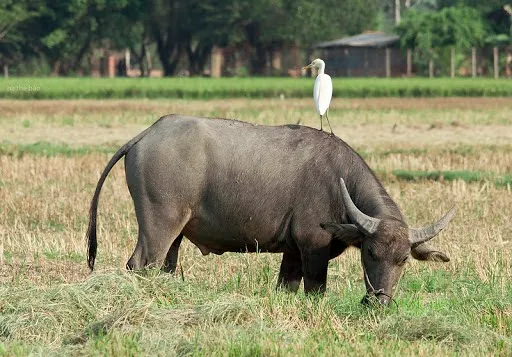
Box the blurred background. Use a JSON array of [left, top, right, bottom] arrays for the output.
[[0, 0, 511, 79]]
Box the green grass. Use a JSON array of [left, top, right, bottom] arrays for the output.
[[0, 263, 510, 356], [393, 169, 512, 187], [0, 141, 118, 158], [1, 77, 512, 99], [1, 98, 511, 356]]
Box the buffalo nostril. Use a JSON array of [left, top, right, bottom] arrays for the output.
[[361, 294, 391, 306], [378, 295, 390, 305], [126, 260, 134, 270]]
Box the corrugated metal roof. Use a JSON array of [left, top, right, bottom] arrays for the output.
[[315, 32, 399, 49]]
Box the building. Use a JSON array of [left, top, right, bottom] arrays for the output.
[[315, 32, 408, 77]]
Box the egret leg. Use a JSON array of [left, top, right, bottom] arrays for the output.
[[319, 115, 323, 131], [325, 110, 334, 135]]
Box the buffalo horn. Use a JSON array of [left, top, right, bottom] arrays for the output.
[[409, 206, 456, 247], [339, 178, 381, 235]]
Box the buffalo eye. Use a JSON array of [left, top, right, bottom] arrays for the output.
[[367, 248, 378, 260], [397, 256, 409, 266]]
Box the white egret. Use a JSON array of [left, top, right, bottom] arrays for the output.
[[303, 58, 333, 134]]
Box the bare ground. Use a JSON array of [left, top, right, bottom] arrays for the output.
[[2, 98, 512, 150]]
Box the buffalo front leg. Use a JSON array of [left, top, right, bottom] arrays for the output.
[[301, 245, 330, 295], [162, 234, 183, 273], [277, 251, 303, 293]]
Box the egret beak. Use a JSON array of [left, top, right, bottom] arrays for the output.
[[302, 63, 313, 70]]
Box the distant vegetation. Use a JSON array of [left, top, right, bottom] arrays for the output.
[[1, 1, 510, 77], [2, 77, 512, 99], [392, 169, 512, 187]]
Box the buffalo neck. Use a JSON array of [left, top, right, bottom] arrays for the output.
[[336, 149, 406, 225]]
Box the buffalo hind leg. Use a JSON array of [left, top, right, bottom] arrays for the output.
[[162, 234, 183, 273], [277, 251, 303, 292], [301, 245, 330, 295], [126, 204, 191, 270]]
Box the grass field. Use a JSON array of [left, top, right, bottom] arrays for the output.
[[2, 77, 512, 99], [1, 98, 511, 355]]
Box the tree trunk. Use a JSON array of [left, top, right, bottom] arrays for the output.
[[187, 41, 213, 76], [250, 44, 267, 75], [71, 35, 92, 74], [245, 22, 267, 75], [154, 35, 182, 76], [131, 37, 154, 77], [151, 17, 182, 77]]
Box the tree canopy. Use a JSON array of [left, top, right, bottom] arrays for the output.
[[0, 0, 510, 76]]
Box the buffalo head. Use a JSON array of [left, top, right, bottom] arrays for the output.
[[321, 178, 455, 306]]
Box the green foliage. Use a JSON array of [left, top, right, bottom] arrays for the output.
[[0, 0, 382, 76], [0, 0, 40, 66], [396, 5, 493, 76], [396, 6, 486, 52]]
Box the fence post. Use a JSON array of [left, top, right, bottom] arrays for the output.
[[493, 47, 499, 79], [125, 49, 131, 73], [3, 64, 8, 78], [429, 58, 434, 78], [385, 48, 391, 77], [471, 47, 477, 78], [450, 47, 455, 78], [407, 49, 412, 76], [211, 47, 223, 78]]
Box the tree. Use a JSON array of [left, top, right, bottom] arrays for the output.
[[0, 1, 40, 72], [180, 0, 240, 76], [396, 6, 486, 75], [145, 0, 188, 76], [232, 0, 380, 75], [18, 0, 137, 75], [104, 1, 153, 76]]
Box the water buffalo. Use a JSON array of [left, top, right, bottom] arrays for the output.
[[86, 115, 455, 305]]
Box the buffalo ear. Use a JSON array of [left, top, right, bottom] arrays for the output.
[[411, 243, 450, 262], [320, 223, 364, 246]]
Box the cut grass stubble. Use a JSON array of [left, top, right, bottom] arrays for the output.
[[0, 98, 511, 355]]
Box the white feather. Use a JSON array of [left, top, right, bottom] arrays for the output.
[[313, 73, 332, 116]]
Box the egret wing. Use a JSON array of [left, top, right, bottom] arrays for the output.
[[313, 74, 332, 116]]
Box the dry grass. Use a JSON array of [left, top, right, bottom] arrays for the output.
[[2, 99, 512, 151], [0, 99, 511, 355]]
